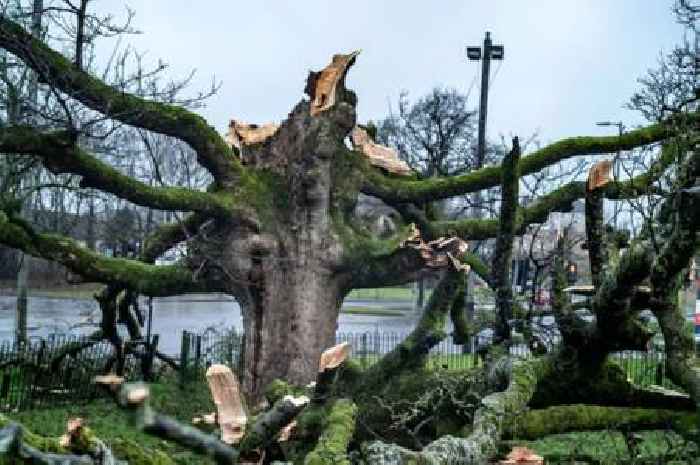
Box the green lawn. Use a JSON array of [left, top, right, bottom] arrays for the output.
[[340, 306, 409, 316], [5, 370, 697, 464], [0, 282, 102, 300], [515, 430, 696, 464], [7, 374, 216, 465], [346, 286, 417, 302]]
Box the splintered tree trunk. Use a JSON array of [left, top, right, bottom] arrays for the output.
[[220, 92, 355, 401]]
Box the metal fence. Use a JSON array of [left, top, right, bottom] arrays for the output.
[[0, 335, 137, 412], [182, 328, 673, 389], [179, 327, 245, 385], [0, 327, 675, 412]]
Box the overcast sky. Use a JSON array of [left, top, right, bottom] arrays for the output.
[[95, 1, 683, 147]]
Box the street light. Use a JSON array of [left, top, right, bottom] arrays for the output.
[[466, 32, 505, 168]]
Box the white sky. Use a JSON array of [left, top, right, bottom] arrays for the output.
[[94, 1, 683, 146]]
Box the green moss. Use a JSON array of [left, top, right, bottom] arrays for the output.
[[361, 116, 689, 204], [0, 414, 67, 454], [304, 399, 357, 465], [111, 439, 175, 465], [263, 379, 309, 406], [0, 214, 199, 297], [504, 405, 699, 440]]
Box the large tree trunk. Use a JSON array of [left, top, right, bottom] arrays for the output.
[[239, 266, 345, 401]]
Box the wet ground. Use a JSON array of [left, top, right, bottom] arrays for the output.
[[0, 294, 419, 355]]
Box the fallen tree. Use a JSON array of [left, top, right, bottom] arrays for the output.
[[0, 2, 699, 463]]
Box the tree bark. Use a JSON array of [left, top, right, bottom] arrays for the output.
[[238, 268, 345, 402]]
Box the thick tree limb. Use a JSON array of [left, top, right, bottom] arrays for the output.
[[493, 138, 520, 343], [361, 357, 549, 465], [142, 212, 211, 263], [428, 145, 676, 242], [648, 144, 700, 403], [237, 395, 309, 456], [0, 211, 205, 296], [359, 267, 465, 388], [303, 398, 357, 465], [503, 405, 698, 440], [119, 383, 240, 464], [0, 16, 241, 183], [0, 424, 96, 464], [361, 115, 696, 204], [0, 126, 248, 218]]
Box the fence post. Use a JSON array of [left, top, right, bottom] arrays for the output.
[[195, 335, 202, 375], [361, 333, 368, 369], [179, 331, 190, 388]]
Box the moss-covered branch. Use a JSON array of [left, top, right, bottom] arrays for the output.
[[141, 212, 211, 263], [0, 126, 252, 219], [237, 395, 309, 456], [493, 138, 520, 343], [118, 383, 240, 464], [0, 17, 241, 183], [359, 268, 465, 388], [361, 357, 549, 465], [362, 114, 696, 204], [304, 398, 357, 465], [429, 143, 680, 241], [502, 405, 698, 440], [0, 211, 207, 296]]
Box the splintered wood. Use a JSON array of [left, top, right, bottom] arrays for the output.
[[587, 159, 613, 190], [318, 342, 351, 372], [309, 50, 360, 116], [351, 126, 413, 176], [206, 364, 247, 444], [499, 447, 544, 465], [401, 224, 470, 272], [225, 120, 279, 151], [59, 418, 84, 448]]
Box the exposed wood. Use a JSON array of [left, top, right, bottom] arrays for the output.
[[237, 395, 309, 456], [318, 342, 351, 372], [400, 223, 470, 271], [192, 413, 217, 425], [315, 342, 351, 402], [308, 50, 360, 116], [93, 374, 124, 391], [351, 125, 413, 176], [206, 364, 247, 445], [225, 119, 279, 151], [587, 159, 613, 190], [499, 447, 544, 465], [58, 418, 85, 448], [277, 420, 296, 442]]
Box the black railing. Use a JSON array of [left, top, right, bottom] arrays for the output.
[[0, 335, 137, 412]]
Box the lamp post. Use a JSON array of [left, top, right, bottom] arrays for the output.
[[596, 121, 625, 230], [467, 32, 505, 169]]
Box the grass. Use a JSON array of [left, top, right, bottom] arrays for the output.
[[6, 368, 696, 465], [8, 374, 216, 465], [0, 281, 103, 300], [340, 306, 408, 316], [346, 286, 417, 302], [518, 430, 697, 464]]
